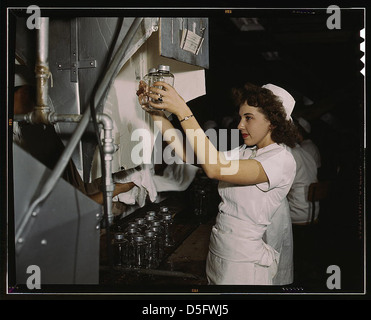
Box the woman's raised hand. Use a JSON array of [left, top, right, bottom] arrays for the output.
[[136, 80, 165, 116], [146, 82, 188, 117]]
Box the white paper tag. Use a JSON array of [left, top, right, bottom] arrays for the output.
[[180, 28, 204, 55]]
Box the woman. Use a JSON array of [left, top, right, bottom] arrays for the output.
[[138, 81, 298, 285]]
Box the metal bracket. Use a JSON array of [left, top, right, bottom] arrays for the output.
[[56, 18, 97, 82]]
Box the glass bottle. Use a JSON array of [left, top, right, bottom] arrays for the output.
[[148, 220, 164, 234], [146, 210, 158, 218], [133, 235, 148, 269], [160, 206, 169, 213], [158, 206, 169, 220], [144, 230, 158, 269], [152, 65, 175, 88], [125, 222, 137, 232], [144, 214, 157, 225], [139, 67, 157, 106], [149, 226, 165, 261], [161, 213, 175, 247], [135, 218, 148, 233], [124, 227, 140, 238], [148, 65, 174, 109], [194, 188, 207, 216], [112, 232, 129, 268], [125, 227, 141, 268], [144, 67, 157, 84]]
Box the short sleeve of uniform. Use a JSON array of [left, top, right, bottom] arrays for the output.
[[255, 145, 296, 192], [222, 146, 245, 160]]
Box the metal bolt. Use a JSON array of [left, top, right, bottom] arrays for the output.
[[41, 239, 47, 245], [17, 238, 24, 244], [31, 211, 37, 217]]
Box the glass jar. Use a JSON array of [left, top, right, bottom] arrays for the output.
[[149, 226, 165, 261], [144, 67, 157, 85], [135, 218, 148, 233], [144, 214, 157, 225], [146, 210, 158, 218], [194, 188, 207, 216], [161, 213, 175, 247], [133, 235, 148, 269], [144, 230, 158, 269], [125, 227, 140, 238], [125, 222, 138, 231], [158, 206, 169, 220], [152, 65, 175, 88], [149, 66, 174, 110], [112, 232, 129, 268], [139, 67, 157, 106], [125, 228, 141, 268], [148, 220, 164, 234], [159, 206, 169, 213]]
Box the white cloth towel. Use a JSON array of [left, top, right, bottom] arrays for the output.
[[112, 164, 157, 207]]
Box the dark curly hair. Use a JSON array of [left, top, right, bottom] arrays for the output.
[[231, 82, 300, 148]]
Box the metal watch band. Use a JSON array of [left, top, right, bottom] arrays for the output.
[[180, 114, 194, 122]]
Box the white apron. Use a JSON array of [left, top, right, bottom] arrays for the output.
[[206, 143, 296, 285], [206, 213, 280, 285], [264, 199, 294, 285]]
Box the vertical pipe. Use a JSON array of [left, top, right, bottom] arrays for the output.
[[35, 18, 49, 106], [34, 18, 50, 119], [97, 114, 115, 225]]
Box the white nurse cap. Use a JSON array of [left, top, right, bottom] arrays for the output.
[[262, 83, 295, 121]]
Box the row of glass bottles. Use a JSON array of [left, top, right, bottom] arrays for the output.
[[112, 206, 175, 269], [139, 65, 174, 107]]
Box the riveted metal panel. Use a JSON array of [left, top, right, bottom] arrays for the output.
[[13, 143, 102, 285]]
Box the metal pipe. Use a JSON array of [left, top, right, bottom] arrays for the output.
[[15, 112, 116, 244], [15, 17, 144, 249], [14, 17, 51, 125], [48, 112, 83, 123], [50, 112, 116, 224], [48, 112, 116, 223], [13, 113, 32, 123], [31, 17, 51, 124], [96, 114, 115, 224]]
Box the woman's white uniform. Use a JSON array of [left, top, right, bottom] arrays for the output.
[[288, 144, 319, 224], [206, 143, 296, 285], [300, 139, 321, 169]]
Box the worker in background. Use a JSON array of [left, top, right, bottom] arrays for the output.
[[296, 117, 321, 169], [287, 142, 319, 225]]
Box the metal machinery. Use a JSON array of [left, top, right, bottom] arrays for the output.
[[12, 16, 148, 285], [10, 12, 209, 286]]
